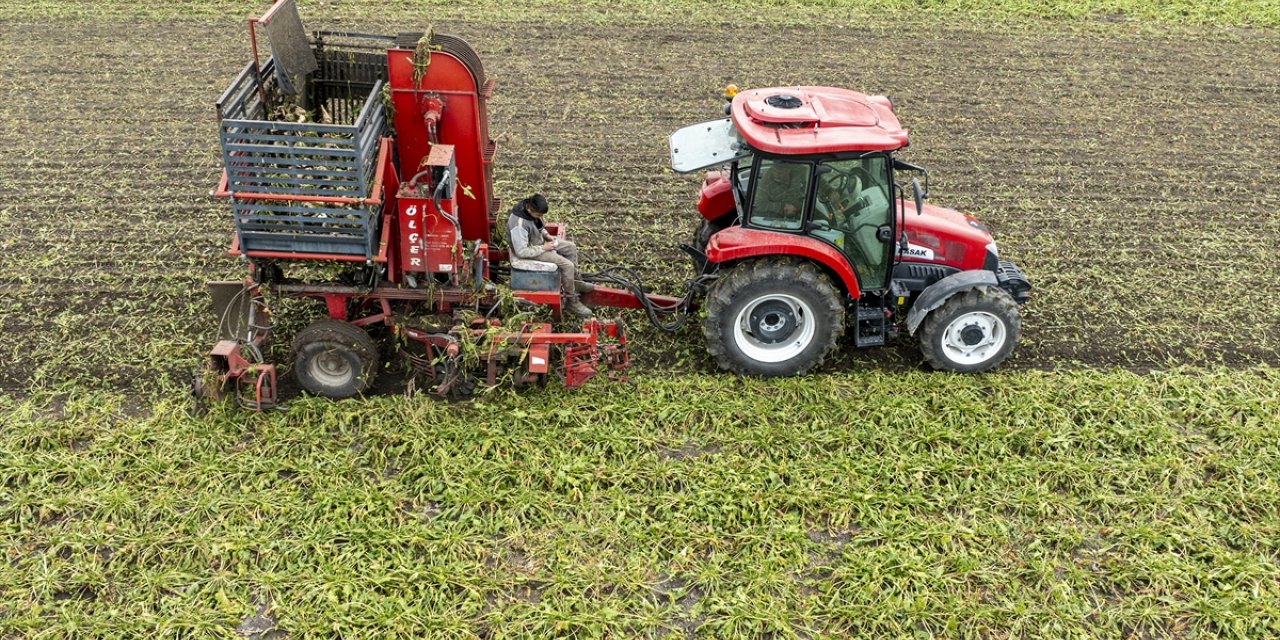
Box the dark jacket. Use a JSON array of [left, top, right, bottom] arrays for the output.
[[506, 201, 552, 259]]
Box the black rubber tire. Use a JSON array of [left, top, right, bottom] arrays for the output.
[[918, 286, 1021, 373], [692, 213, 734, 253], [693, 220, 717, 254], [703, 258, 844, 377], [291, 319, 379, 398]]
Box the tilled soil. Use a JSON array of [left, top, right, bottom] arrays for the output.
[[1, 17, 1278, 391]]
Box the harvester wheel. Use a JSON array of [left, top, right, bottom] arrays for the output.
[[291, 319, 380, 398], [703, 258, 844, 377], [918, 286, 1020, 373]]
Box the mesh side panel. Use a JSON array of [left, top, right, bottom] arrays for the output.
[[261, 0, 317, 96], [216, 34, 392, 260]]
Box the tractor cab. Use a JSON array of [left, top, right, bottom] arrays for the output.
[[672, 86, 907, 295], [671, 86, 1032, 376], [741, 153, 896, 291]]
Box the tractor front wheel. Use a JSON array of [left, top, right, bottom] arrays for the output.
[[917, 286, 1020, 373], [292, 319, 380, 398], [703, 259, 844, 377]]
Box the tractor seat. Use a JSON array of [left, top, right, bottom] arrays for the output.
[[509, 258, 557, 273], [509, 257, 560, 291]]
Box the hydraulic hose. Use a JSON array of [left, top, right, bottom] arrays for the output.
[[433, 169, 462, 246], [580, 259, 716, 333]]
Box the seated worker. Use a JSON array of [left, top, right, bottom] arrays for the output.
[[507, 193, 594, 319]]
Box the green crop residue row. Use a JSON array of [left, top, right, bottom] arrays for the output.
[[3, 368, 1278, 638]]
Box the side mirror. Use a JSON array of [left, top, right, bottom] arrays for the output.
[[876, 225, 893, 243], [893, 158, 930, 198], [892, 158, 924, 173], [912, 177, 925, 215]]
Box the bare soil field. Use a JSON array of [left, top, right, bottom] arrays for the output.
[[2, 13, 1279, 394], [2, 6, 1279, 637]]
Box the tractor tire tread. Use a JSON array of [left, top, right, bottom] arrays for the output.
[[703, 257, 844, 377], [918, 285, 1020, 373], [291, 319, 380, 397]]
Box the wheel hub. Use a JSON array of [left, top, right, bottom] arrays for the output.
[[960, 324, 986, 346], [940, 311, 1007, 366], [749, 300, 797, 344], [310, 349, 352, 385], [731, 293, 817, 364]]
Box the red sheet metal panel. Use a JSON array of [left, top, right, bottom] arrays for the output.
[[387, 40, 494, 245], [732, 87, 907, 155]]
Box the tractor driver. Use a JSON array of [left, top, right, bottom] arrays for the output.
[[815, 163, 888, 230], [507, 193, 595, 319], [814, 171, 855, 227]]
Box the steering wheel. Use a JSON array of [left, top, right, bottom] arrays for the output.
[[817, 172, 864, 223]]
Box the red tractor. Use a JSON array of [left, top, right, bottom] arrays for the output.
[[671, 87, 1030, 376], [198, 1, 1029, 409]]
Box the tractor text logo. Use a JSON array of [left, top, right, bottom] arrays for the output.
[[404, 204, 423, 268], [900, 244, 935, 260]]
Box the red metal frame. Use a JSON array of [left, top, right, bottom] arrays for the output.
[[705, 226, 862, 298], [242, 277, 633, 392], [386, 42, 495, 245], [205, 17, 674, 409], [206, 340, 278, 411]]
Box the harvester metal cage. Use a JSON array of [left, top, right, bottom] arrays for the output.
[[216, 31, 393, 261]]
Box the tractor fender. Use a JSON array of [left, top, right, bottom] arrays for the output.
[[905, 269, 999, 335], [705, 226, 862, 298]]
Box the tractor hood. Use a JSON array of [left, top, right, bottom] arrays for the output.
[[899, 201, 996, 272]]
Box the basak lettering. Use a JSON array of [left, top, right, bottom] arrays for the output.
[[900, 244, 935, 260]]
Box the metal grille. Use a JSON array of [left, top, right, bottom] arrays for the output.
[[215, 34, 391, 260], [311, 31, 392, 124], [231, 201, 379, 257], [907, 263, 950, 282], [217, 59, 280, 122]]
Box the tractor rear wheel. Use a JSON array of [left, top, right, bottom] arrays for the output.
[[918, 286, 1020, 373], [703, 259, 844, 377], [693, 220, 716, 253], [292, 319, 380, 398]]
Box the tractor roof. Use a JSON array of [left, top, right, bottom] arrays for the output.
[[731, 87, 908, 155]]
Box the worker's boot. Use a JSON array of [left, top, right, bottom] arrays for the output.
[[564, 293, 594, 319], [573, 279, 596, 294]]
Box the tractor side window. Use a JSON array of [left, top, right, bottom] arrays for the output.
[[814, 156, 893, 289], [735, 155, 754, 193], [748, 159, 810, 231]]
